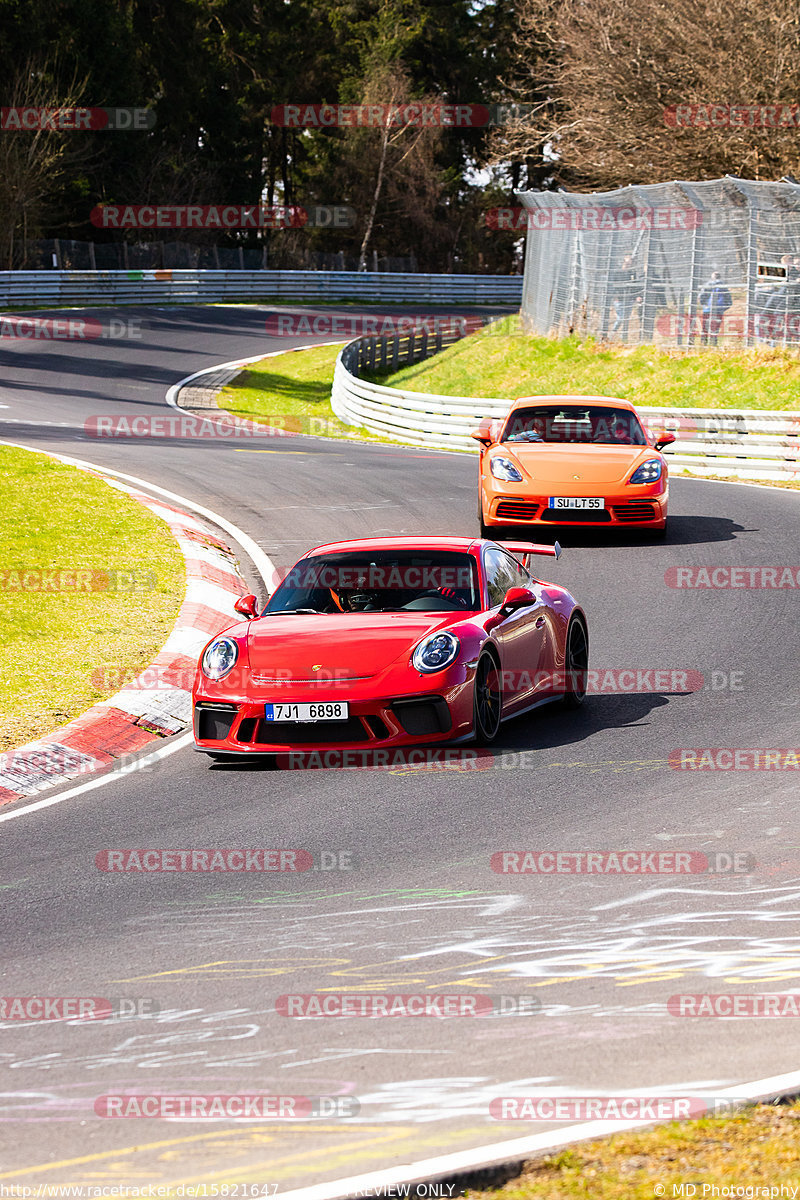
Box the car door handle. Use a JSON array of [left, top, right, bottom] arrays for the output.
[[535, 616, 546, 628]]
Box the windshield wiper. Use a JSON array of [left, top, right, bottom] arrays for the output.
[[263, 607, 320, 616]]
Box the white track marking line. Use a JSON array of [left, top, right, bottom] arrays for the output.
[[163, 341, 346, 412], [275, 1066, 800, 1200], [0, 734, 194, 824]]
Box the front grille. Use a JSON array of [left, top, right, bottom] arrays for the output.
[[251, 717, 369, 744], [541, 507, 611, 523], [237, 717, 259, 743], [364, 714, 391, 740], [496, 500, 540, 520], [610, 503, 658, 523], [194, 703, 239, 741], [391, 697, 451, 736]]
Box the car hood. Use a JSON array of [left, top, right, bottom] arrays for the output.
[[500, 443, 654, 485], [245, 612, 458, 679]]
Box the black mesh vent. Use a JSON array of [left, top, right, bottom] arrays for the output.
[[391, 697, 451, 736]]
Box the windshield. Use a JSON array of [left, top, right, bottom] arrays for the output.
[[264, 550, 481, 614], [503, 405, 647, 446]]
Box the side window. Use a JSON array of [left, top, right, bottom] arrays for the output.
[[484, 548, 529, 607], [506, 553, 531, 589]]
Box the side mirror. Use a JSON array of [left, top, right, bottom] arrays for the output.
[[234, 593, 259, 619], [653, 432, 676, 451], [471, 417, 497, 445], [501, 585, 537, 612]]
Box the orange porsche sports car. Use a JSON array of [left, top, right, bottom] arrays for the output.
[[475, 395, 676, 537]]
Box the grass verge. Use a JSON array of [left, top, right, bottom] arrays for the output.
[[218, 343, 395, 443], [379, 315, 800, 410], [465, 1101, 800, 1199], [0, 445, 186, 752]]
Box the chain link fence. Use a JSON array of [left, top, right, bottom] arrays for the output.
[[518, 176, 800, 350], [16, 239, 419, 273]]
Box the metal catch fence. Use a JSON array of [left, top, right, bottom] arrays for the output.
[[518, 176, 800, 352]]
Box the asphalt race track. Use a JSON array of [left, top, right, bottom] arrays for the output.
[[1, 305, 799, 1191]]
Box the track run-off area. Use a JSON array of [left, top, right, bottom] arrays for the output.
[[1, 304, 799, 1193]]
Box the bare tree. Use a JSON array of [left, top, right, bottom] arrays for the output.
[[489, 0, 800, 188], [334, 60, 444, 270], [0, 57, 92, 267]]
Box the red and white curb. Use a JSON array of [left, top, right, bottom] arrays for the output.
[[0, 332, 447, 809], [166, 339, 358, 440], [0, 458, 249, 807]]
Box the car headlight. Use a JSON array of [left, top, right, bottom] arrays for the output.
[[490, 455, 523, 482], [412, 632, 460, 673], [628, 459, 662, 484], [201, 637, 239, 680]]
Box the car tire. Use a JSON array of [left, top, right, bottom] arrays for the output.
[[562, 614, 589, 708], [479, 508, 507, 541], [478, 493, 491, 539], [472, 651, 503, 744]]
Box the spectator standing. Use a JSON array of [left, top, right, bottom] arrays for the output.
[[698, 270, 732, 346], [759, 254, 793, 342], [608, 254, 643, 340]]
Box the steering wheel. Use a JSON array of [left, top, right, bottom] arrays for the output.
[[430, 587, 467, 608]]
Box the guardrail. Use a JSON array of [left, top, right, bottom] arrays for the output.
[[0, 269, 523, 307], [338, 318, 487, 377], [331, 333, 800, 481]]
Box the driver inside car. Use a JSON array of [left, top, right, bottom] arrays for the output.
[[327, 574, 383, 611], [609, 417, 634, 444]]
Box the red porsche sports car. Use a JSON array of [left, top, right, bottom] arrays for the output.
[[192, 536, 588, 762]]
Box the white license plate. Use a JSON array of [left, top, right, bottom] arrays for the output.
[[264, 702, 349, 723], [548, 497, 605, 510]]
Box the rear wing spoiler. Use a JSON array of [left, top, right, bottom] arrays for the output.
[[498, 540, 562, 569]]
